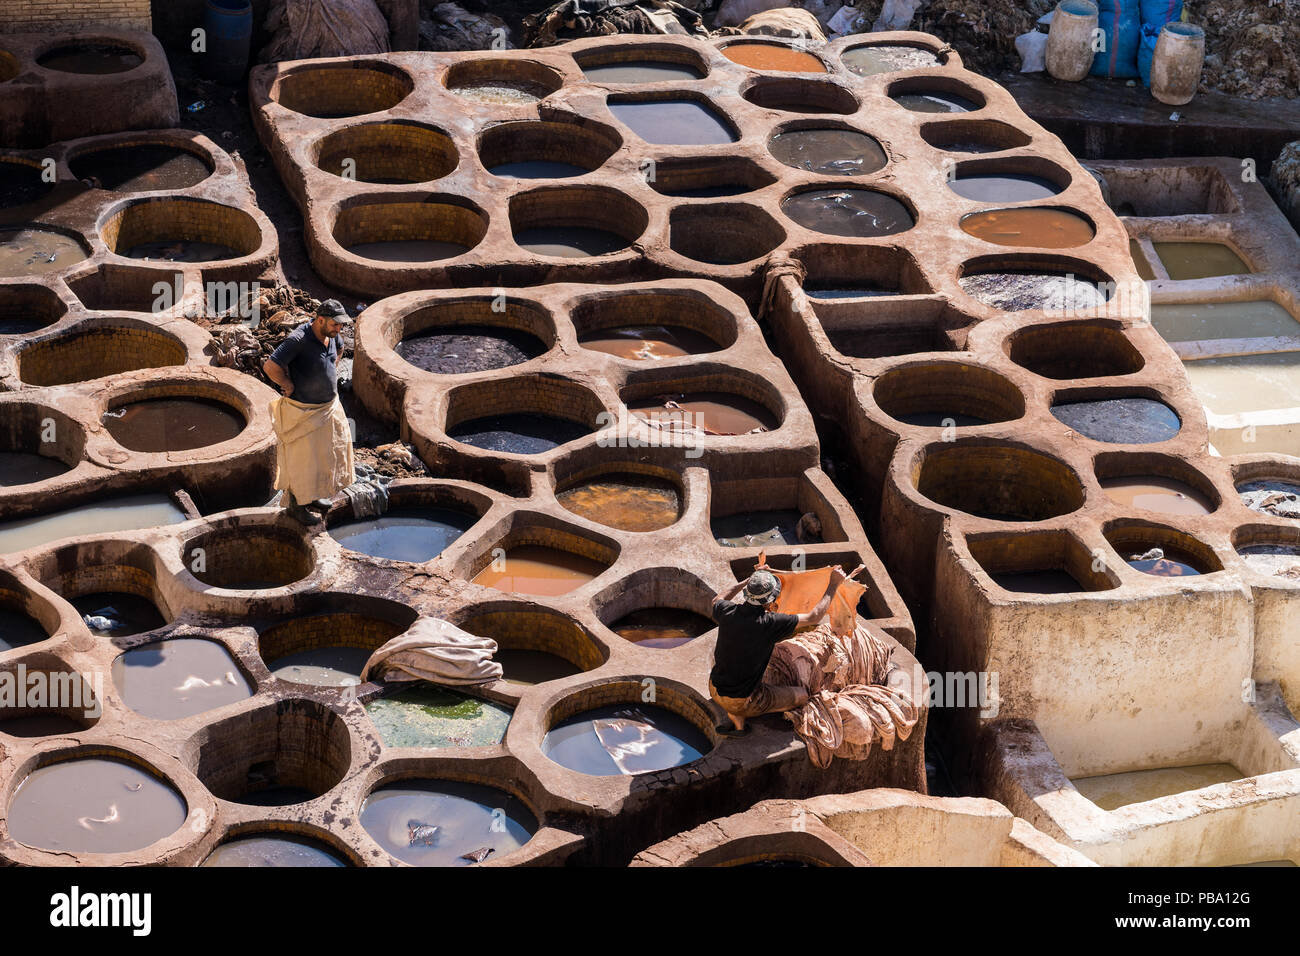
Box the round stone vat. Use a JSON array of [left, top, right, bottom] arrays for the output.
[[0, 404, 83, 487], [479, 118, 621, 179], [365, 683, 512, 749], [509, 185, 648, 258], [45, 550, 170, 637], [275, 62, 413, 117], [471, 537, 612, 597], [645, 156, 777, 197], [0, 158, 54, 208], [0, 586, 52, 653], [259, 606, 415, 688], [721, 41, 827, 73], [393, 296, 553, 375], [457, 604, 607, 685], [361, 777, 538, 865], [70, 142, 213, 192], [842, 43, 944, 76], [203, 832, 350, 867], [1233, 524, 1300, 579], [1105, 521, 1223, 578], [920, 119, 1033, 154], [0, 225, 90, 277], [1007, 321, 1145, 379], [669, 203, 785, 265], [873, 362, 1025, 429], [571, 286, 732, 359], [555, 467, 684, 532], [103, 393, 246, 453], [189, 699, 352, 806], [946, 158, 1070, 203], [0, 283, 67, 335], [576, 43, 708, 82], [443, 58, 563, 105], [182, 524, 313, 590], [102, 197, 263, 262], [542, 682, 714, 776], [334, 198, 487, 263], [113, 637, 254, 720], [961, 207, 1095, 249], [622, 375, 784, 436], [19, 321, 187, 386], [37, 42, 142, 74], [0, 654, 100, 735], [959, 260, 1112, 312], [769, 124, 888, 176], [968, 531, 1119, 595], [330, 507, 478, 563], [593, 567, 718, 650], [914, 442, 1085, 521], [7, 753, 186, 854], [888, 77, 984, 113], [782, 187, 914, 238], [315, 122, 458, 184], [445, 376, 604, 455], [1051, 395, 1181, 445], [607, 93, 738, 145], [743, 77, 858, 114]]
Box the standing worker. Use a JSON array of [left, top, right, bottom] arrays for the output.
[[708, 564, 847, 736], [263, 299, 355, 525]]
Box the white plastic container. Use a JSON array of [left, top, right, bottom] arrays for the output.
[[1151, 22, 1206, 106], [1046, 0, 1099, 83]]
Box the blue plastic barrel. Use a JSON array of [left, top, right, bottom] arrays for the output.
[[202, 0, 253, 85]]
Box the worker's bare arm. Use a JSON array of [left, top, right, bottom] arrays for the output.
[[263, 358, 294, 396]]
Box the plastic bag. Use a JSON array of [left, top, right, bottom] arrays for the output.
[[1016, 29, 1048, 73], [1090, 0, 1141, 78], [1137, 0, 1184, 86]]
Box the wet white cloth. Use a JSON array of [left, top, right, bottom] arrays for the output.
[[361, 618, 504, 686]]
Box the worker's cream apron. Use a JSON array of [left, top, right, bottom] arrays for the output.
[[269, 394, 354, 504]]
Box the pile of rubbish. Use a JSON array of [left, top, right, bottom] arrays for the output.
[[420, 2, 512, 51], [354, 442, 430, 480], [522, 0, 717, 46], [261, 0, 392, 63], [1189, 0, 1300, 100]]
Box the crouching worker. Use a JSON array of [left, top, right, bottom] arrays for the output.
[[708, 565, 846, 737], [262, 299, 355, 525]]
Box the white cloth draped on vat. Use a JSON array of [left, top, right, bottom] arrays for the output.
[[269, 394, 355, 504], [362, 617, 504, 686]]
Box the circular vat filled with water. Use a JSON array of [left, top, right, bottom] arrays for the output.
[[1233, 525, 1300, 580], [0, 404, 82, 488], [334, 198, 487, 263], [743, 77, 857, 114], [19, 321, 187, 386], [365, 683, 513, 749], [1094, 454, 1218, 517], [1007, 321, 1144, 379], [67, 586, 167, 638], [593, 567, 718, 649], [113, 637, 254, 721], [720, 40, 827, 73], [37, 42, 142, 74], [947, 159, 1069, 203], [102, 392, 246, 453], [919, 119, 1033, 154], [182, 524, 314, 590], [361, 777, 537, 865], [0, 225, 89, 278], [576, 44, 708, 83], [392, 295, 554, 374], [669, 203, 785, 265], [781, 186, 914, 238], [202, 832, 350, 867], [7, 754, 186, 854], [959, 260, 1112, 312], [191, 699, 352, 806], [445, 376, 604, 455], [70, 142, 213, 192], [315, 121, 458, 185], [543, 684, 713, 776], [510, 185, 648, 258], [0, 283, 67, 335], [470, 530, 615, 598], [960, 207, 1095, 249], [258, 600, 417, 688], [443, 57, 563, 105], [479, 118, 621, 179], [842, 43, 944, 76], [329, 500, 479, 562], [0, 158, 54, 208], [0, 655, 99, 736], [102, 197, 263, 262], [768, 124, 887, 176], [1105, 521, 1223, 579], [644, 156, 777, 198], [1051, 395, 1181, 445], [607, 92, 738, 145], [623, 377, 783, 436], [914, 441, 1085, 521], [458, 605, 606, 685], [275, 62, 413, 117], [555, 464, 684, 532], [873, 362, 1025, 429], [572, 286, 732, 360], [888, 77, 983, 113], [0, 589, 52, 654]]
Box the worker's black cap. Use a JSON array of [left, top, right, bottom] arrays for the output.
[[317, 299, 351, 323]]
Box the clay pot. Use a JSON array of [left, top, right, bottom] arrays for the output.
[[1150, 22, 1205, 106], [1045, 0, 1099, 83]]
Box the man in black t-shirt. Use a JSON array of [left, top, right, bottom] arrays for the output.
[[708, 564, 846, 736]]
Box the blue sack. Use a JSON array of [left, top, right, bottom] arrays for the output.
[[1138, 0, 1183, 86], [1091, 0, 1141, 78]]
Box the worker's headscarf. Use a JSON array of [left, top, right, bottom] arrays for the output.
[[743, 569, 781, 606]]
